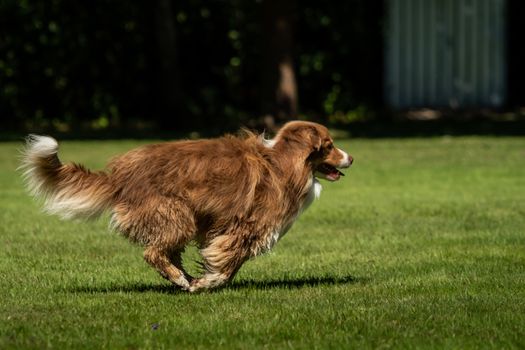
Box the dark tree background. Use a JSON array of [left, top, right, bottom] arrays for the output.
[[1, 0, 521, 135], [0, 0, 385, 133]]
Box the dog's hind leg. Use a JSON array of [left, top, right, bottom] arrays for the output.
[[167, 248, 194, 283], [144, 246, 191, 289], [121, 199, 196, 289], [188, 235, 249, 292]]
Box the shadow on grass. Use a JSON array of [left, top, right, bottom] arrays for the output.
[[229, 275, 365, 290], [68, 275, 365, 294]]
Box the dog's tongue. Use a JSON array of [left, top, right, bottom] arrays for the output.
[[327, 169, 344, 181]]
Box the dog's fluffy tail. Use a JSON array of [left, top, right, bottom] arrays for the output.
[[20, 135, 114, 220]]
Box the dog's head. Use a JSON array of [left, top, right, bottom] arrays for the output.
[[274, 121, 353, 181]]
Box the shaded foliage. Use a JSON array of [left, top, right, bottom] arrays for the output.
[[1, 0, 384, 132], [297, 1, 384, 123], [1, 0, 154, 130]]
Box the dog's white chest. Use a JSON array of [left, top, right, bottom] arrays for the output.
[[301, 177, 322, 214], [260, 177, 322, 254]]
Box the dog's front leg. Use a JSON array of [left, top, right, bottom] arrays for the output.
[[188, 235, 248, 292]]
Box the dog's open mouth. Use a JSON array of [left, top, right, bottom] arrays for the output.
[[315, 163, 345, 181]]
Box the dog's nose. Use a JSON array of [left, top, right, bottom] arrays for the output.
[[337, 148, 353, 168]]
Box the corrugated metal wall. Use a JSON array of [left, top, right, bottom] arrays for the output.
[[385, 0, 507, 108]]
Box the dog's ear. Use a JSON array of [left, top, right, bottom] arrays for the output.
[[307, 127, 322, 152]]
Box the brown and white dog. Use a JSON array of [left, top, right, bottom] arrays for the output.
[[21, 121, 353, 292]]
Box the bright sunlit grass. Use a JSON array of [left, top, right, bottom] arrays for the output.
[[1, 136, 524, 349]]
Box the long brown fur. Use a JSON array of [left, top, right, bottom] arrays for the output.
[[21, 121, 352, 292]]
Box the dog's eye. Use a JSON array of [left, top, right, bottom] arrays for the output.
[[326, 143, 334, 151]]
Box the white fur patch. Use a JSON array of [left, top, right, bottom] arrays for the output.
[[301, 177, 322, 214], [25, 135, 58, 157], [263, 230, 282, 254], [261, 134, 276, 148], [259, 177, 322, 254], [337, 148, 352, 168], [20, 135, 59, 198], [44, 194, 104, 220]]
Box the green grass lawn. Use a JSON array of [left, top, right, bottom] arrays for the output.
[[1, 135, 524, 349]]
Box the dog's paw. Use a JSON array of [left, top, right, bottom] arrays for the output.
[[186, 279, 202, 293], [172, 275, 191, 290]]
